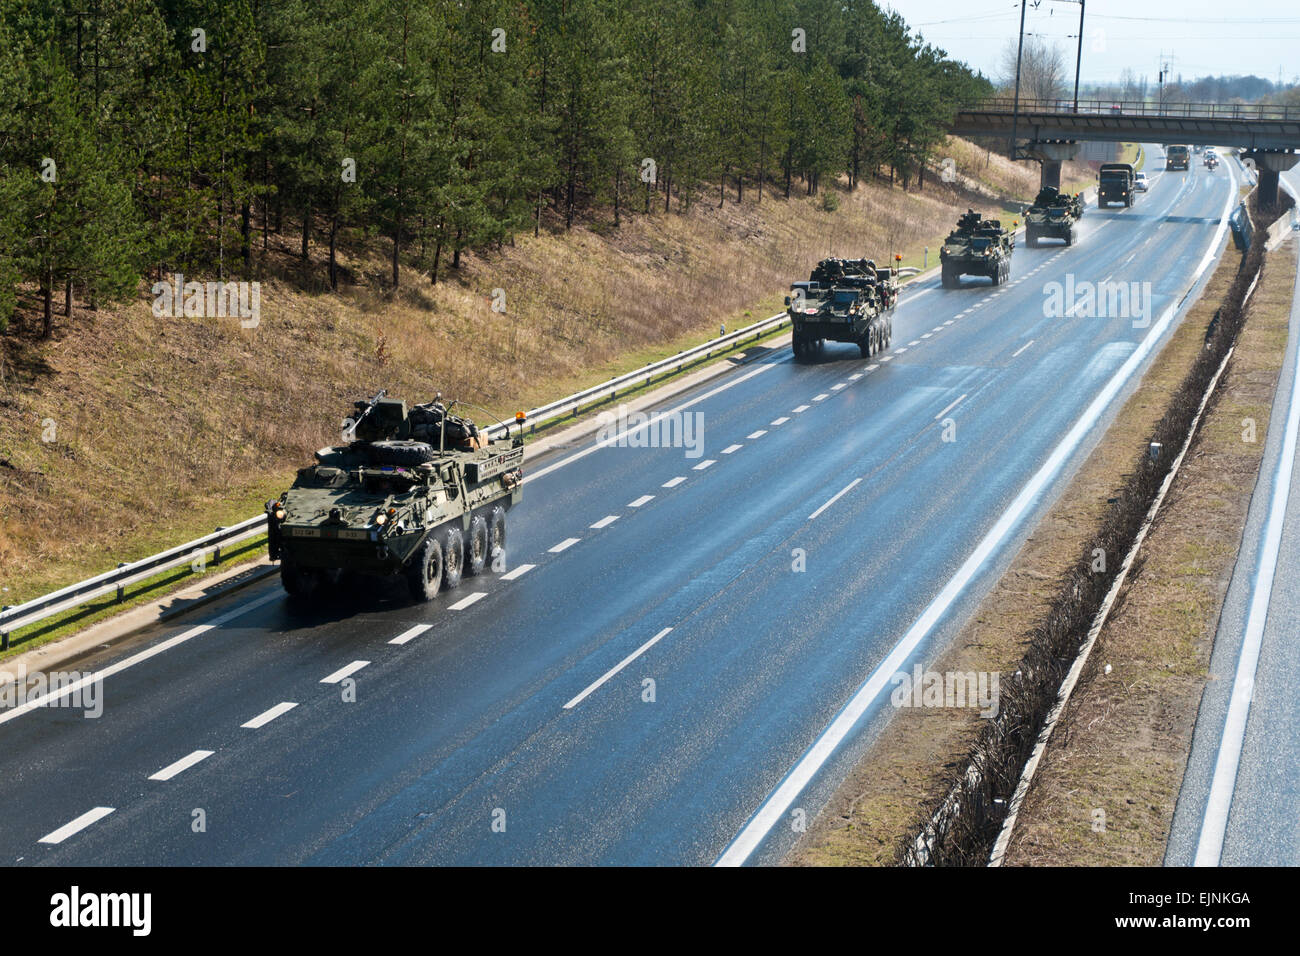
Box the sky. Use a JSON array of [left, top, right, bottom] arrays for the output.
[[882, 0, 1300, 88]]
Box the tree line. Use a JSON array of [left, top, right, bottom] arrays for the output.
[[0, 0, 991, 336]]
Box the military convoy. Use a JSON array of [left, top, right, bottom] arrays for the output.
[[1024, 186, 1084, 247], [1098, 163, 1137, 207], [266, 392, 524, 603], [940, 210, 1016, 288], [785, 257, 898, 359]]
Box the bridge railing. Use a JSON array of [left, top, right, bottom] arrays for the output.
[[966, 98, 1300, 122]]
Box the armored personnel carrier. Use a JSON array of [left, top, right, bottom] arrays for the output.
[[1024, 186, 1083, 247], [940, 210, 1015, 288], [266, 391, 524, 603], [785, 257, 897, 359]]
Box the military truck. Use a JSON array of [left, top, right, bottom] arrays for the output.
[[1166, 145, 1190, 171], [266, 392, 524, 603], [1098, 163, 1137, 207], [785, 257, 897, 359], [1024, 186, 1084, 247], [940, 210, 1015, 288]]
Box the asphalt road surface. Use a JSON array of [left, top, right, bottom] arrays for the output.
[[1, 147, 1238, 866]]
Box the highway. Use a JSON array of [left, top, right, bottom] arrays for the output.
[[1167, 168, 1300, 868], [0, 147, 1238, 866]]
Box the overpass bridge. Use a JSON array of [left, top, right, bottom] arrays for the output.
[[950, 98, 1300, 204]]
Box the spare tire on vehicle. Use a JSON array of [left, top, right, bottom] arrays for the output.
[[366, 440, 438, 466]]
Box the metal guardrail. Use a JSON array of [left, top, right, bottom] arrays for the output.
[[0, 516, 268, 649], [968, 97, 1300, 122]]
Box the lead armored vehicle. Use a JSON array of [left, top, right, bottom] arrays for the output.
[[785, 257, 897, 359], [266, 392, 524, 602], [1024, 186, 1083, 247], [940, 210, 1016, 287]]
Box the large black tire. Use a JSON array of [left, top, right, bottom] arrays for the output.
[[466, 514, 489, 576], [406, 535, 445, 602], [280, 562, 321, 598], [441, 525, 465, 590], [487, 506, 507, 571], [368, 440, 437, 466], [858, 334, 871, 358], [941, 264, 956, 289]]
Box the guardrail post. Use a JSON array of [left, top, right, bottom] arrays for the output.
[[213, 527, 225, 565], [1, 608, 9, 650], [115, 563, 128, 601]]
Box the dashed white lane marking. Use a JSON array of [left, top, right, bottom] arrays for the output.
[[39, 807, 115, 845], [721, 444, 742, 455], [908, 340, 920, 346], [563, 628, 673, 710], [549, 537, 581, 552], [934, 393, 968, 421], [747, 430, 768, 439], [500, 563, 535, 581], [321, 660, 370, 684], [693, 459, 717, 471], [812, 393, 829, 402], [450, 592, 487, 610], [893, 347, 908, 354], [808, 478, 862, 521], [242, 702, 298, 729], [831, 383, 846, 391], [628, 495, 655, 508], [590, 515, 620, 529], [920, 333, 932, 339], [391, 623, 432, 644], [932, 326, 944, 333], [771, 417, 790, 426], [944, 320, 954, 326], [150, 750, 214, 782], [662, 476, 687, 488], [1011, 339, 1035, 359], [880, 355, 894, 362], [848, 373, 863, 381], [959, 310, 972, 316], [866, 364, 879, 372], [792, 405, 810, 413]]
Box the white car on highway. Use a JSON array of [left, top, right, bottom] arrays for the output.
[[1135, 172, 1149, 192]]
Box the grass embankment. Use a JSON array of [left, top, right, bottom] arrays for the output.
[[0, 135, 1090, 658], [789, 224, 1253, 867], [1003, 239, 1297, 865]]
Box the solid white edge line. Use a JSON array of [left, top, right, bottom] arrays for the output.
[[149, 749, 215, 782], [563, 628, 673, 710], [38, 806, 115, 844], [500, 563, 536, 581], [715, 164, 1237, 867], [808, 478, 862, 521], [0, 589, 282, 727], [241, 701, 298, 729], [321, 660, 370, 684]]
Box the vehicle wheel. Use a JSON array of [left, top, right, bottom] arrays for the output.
[[885, 320, 893, 347], [466, 514, 489, 576], [487, 505, 507, 567], [368, 440, 437, 466], [406, 535, 445, 602], [441, 525, 464, 590], [941, 265, 955, 289], [858, 334, 871, 358], [280, 562, 321, 598]]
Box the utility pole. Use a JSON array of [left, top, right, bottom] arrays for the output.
[[1010, 0, 1027, 159], [1073, 0, 1085, 112]]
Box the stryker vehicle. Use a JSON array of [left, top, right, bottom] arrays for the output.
[[1166, 145, 1190, 171], [785, 257, 897, 359], [266, 391, 524, 603], [1098, 163, 1137, 207], [940, 210, 1015, 288], [1024, 185, 1084, 247]]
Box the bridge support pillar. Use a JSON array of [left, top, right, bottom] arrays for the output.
[[1023, 141, 1080, 192], [1243, 150, 1299, 211]]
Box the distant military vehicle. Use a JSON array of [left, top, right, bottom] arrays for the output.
[[785, 257, 897, 359], [266, 391, 524, 603], [940, 210, 1016, 288], [1025, 185, 1084, 247], [1166, 145, 1190, 171], [1098, 163, 1137, 207]]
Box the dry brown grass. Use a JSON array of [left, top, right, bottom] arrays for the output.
[[0, 138, 1083, 622]]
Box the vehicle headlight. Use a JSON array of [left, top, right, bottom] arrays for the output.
[[374, 512, 387, 526]]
